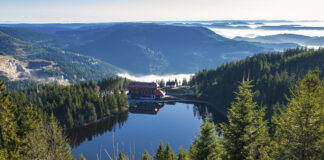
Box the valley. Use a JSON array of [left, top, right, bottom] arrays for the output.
[[0, 20, 323, 160]]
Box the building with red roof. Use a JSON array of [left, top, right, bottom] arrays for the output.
[[128, 82, 165, 99]]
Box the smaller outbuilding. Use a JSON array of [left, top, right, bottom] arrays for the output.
[[166, 81, 176, 88]]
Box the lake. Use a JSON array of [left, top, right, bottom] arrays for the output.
[[67, 102, 226, 160]]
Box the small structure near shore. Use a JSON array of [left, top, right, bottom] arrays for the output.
[[128, 82, 165, 99], [166, 81, 176, 88]]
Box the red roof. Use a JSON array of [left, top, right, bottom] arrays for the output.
[[128, 82, 158, 89]]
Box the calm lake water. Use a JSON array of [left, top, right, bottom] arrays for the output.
[[67, 102, 226, 160]]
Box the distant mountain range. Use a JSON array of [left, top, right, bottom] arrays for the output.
[[1, 22, 322, 80], [0, 23, 275, 74], [235, 34, 324, 47]]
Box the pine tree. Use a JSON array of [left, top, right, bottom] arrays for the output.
[[271, 69, 324, 160], [0, 81, 20, 159], [141, 150, 150, 160], [182, 78, 188, 86], [220, 79, 270, 160], [164, 143, 176, 160], [189, 116, 222, 160], [118, 152, 126, 160], [22, 116, 49, 160], [46, 113, 74, 160], [19, 104, 42, 158], [154, 141, 165, 160], [66, 109, 74, 128], [159, 79, 166, 88], [177, 147, 189, 160], [109, 95, 119, 113]]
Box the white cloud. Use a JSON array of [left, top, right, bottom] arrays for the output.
[[117, 73, 193, 83]]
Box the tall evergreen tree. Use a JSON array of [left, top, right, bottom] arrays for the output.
[[19, 104, 41, 158], [0, 81, 20, 159], [118, 152, 127, 160], [177, 147, 189, 160], [182, 78, 188, 86], [154, 141, 165, 160], [22, 116, 48, 159], [66, 109, 74, 128], [142, 150, 150, 160], [189, 116, 222, 160], [164, 143, 176, 160], [159, 79, 166, 88], [46, 113, 74, 160], [271, 69, 324, 159], [220, 79, 270, 160]]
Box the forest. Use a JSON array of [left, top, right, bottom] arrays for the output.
[[0, 81, 74, 159], [135, 68, 323, 160], [0, 77, 130, 159], [9, 77, 129, 129], [190, 48, 324, 117]]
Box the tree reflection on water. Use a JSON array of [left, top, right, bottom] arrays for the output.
[[66, 112, 129, 148], [66, 102, 226, 149]]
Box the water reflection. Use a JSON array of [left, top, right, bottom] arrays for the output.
[[67, 102, 226, 151], [191, 103, 227, 124], [129, 102, 165, 114], [66, 112, 129, 148]]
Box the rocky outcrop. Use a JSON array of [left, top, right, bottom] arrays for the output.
[[0, 56, 30, 80]]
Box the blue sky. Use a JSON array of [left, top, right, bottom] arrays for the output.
[[1, 0, 323, 23]]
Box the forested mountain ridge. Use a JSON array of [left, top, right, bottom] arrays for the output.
[[190, 48, 324, 116], [0, 31, 123, 90], [64, 23, 272, 74], [0, 23, 272, 74]]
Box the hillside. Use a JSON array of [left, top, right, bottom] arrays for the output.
[[0, 31, 123, 89], [60, 23, 272, 74], [0, 23, 272, 74], [190, 48, 324, 116]]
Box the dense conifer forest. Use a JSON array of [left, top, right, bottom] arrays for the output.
[[140, 69, 323, 160], [0, 77, 130, 159], [0, 82, 74, 159], [190, 48, 324, 117], [9, 77, 129, 129]]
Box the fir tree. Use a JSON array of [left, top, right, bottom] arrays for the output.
[[159, 79, 166, 88], [164, 143, 176, 160], [46, 113, 74, 160], [182, 78, 188, 86], [220, 79, 270, 160], [154, 141, 165, 160], [189, 116, 222, 160], [118, 152, 126, 160], [66, 109, 74, 128], [141, 150, 150, 160], [271, 69, 324, 159], [19, 104, 41, 158], [177, 147, 189, 160], [0, 81, 20, 159]]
